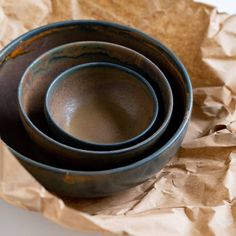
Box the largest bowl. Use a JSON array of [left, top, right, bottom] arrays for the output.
[[0, 20, 192, 198]]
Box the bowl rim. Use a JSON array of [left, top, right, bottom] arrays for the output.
[[44, 61, 159, 148], [18, 41, 173, 155], [0, 19, 193, 175]]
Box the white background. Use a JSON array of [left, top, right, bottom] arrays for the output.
[[0, 200, 100, 236], [1, 1, 236, 236]]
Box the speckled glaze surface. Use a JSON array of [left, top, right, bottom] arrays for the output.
[[45, 62, 159, 149], [0, 21, 192, 198], [18, 41, 173, 169]]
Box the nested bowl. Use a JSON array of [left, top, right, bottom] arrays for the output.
[[0, 21, 192, 198], [45, 62, 159, 149], [18, 41, 173, 169]]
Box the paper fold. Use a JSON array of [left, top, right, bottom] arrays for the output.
[[1, 0, 236, 235]]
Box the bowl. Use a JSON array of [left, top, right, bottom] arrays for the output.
[[45, 62, 159, 149], [18, 41, 173, 169], [0, 20, 192, 198]]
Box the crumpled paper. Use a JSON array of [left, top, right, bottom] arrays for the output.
[[1, 0, 236, 235]]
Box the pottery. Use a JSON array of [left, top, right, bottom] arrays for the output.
[[18, 41, 173, 168], [0, 21, 192, 198], [45, 62, 159, 149]]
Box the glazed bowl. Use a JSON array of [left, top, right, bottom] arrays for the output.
[[45, 62, 159, 149], [18, 41, 173, 169], [0, 21, 192, 198]]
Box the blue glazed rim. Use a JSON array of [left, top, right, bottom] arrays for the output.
[[44, 61, 159, 148], [0, 20, 193, 175]]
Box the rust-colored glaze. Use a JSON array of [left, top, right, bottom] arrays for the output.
[[0, 47, 27, 65], [63, 174, 75, 184], [8, 47, 26, 59], [0, 26, 77, 65], [63, 174, 92, 184]]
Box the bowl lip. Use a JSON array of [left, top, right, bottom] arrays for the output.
[[44, 61, 159, 148], [1, 19, 193, 175], [18, 40, 173, 155]]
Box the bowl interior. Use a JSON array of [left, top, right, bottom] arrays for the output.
[[46, 62, 158, 146], [0, 21, 190, 171]]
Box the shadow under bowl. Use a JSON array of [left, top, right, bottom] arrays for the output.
[[0, 20, 192, 198], [45, 62, 159, 149]]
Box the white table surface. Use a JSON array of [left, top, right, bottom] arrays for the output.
[[0, 200, 100, 236], [194, 0, 236, 15], [1, 1, 235, 236]]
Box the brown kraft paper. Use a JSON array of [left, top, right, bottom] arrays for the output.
[[0, 0, 236, 235]]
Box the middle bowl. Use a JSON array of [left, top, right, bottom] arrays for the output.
[[18, 41, 173, 170], [45, 62, 159, 150]]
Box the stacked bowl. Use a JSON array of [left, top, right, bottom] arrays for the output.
[[0, 21, 192, 198]]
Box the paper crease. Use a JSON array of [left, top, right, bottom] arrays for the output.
[[1, 0, 236, 235]]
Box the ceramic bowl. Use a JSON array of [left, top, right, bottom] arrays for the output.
[[18, 41, 173, 169], [0, 21, 192, 198], [45, 62, 159, 149]]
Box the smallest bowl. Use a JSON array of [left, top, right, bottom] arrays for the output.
[[45, 62, 158, 150]]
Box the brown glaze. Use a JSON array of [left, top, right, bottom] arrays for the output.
[[0, 27, 73, 65], [46, 63, 157, 145]]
